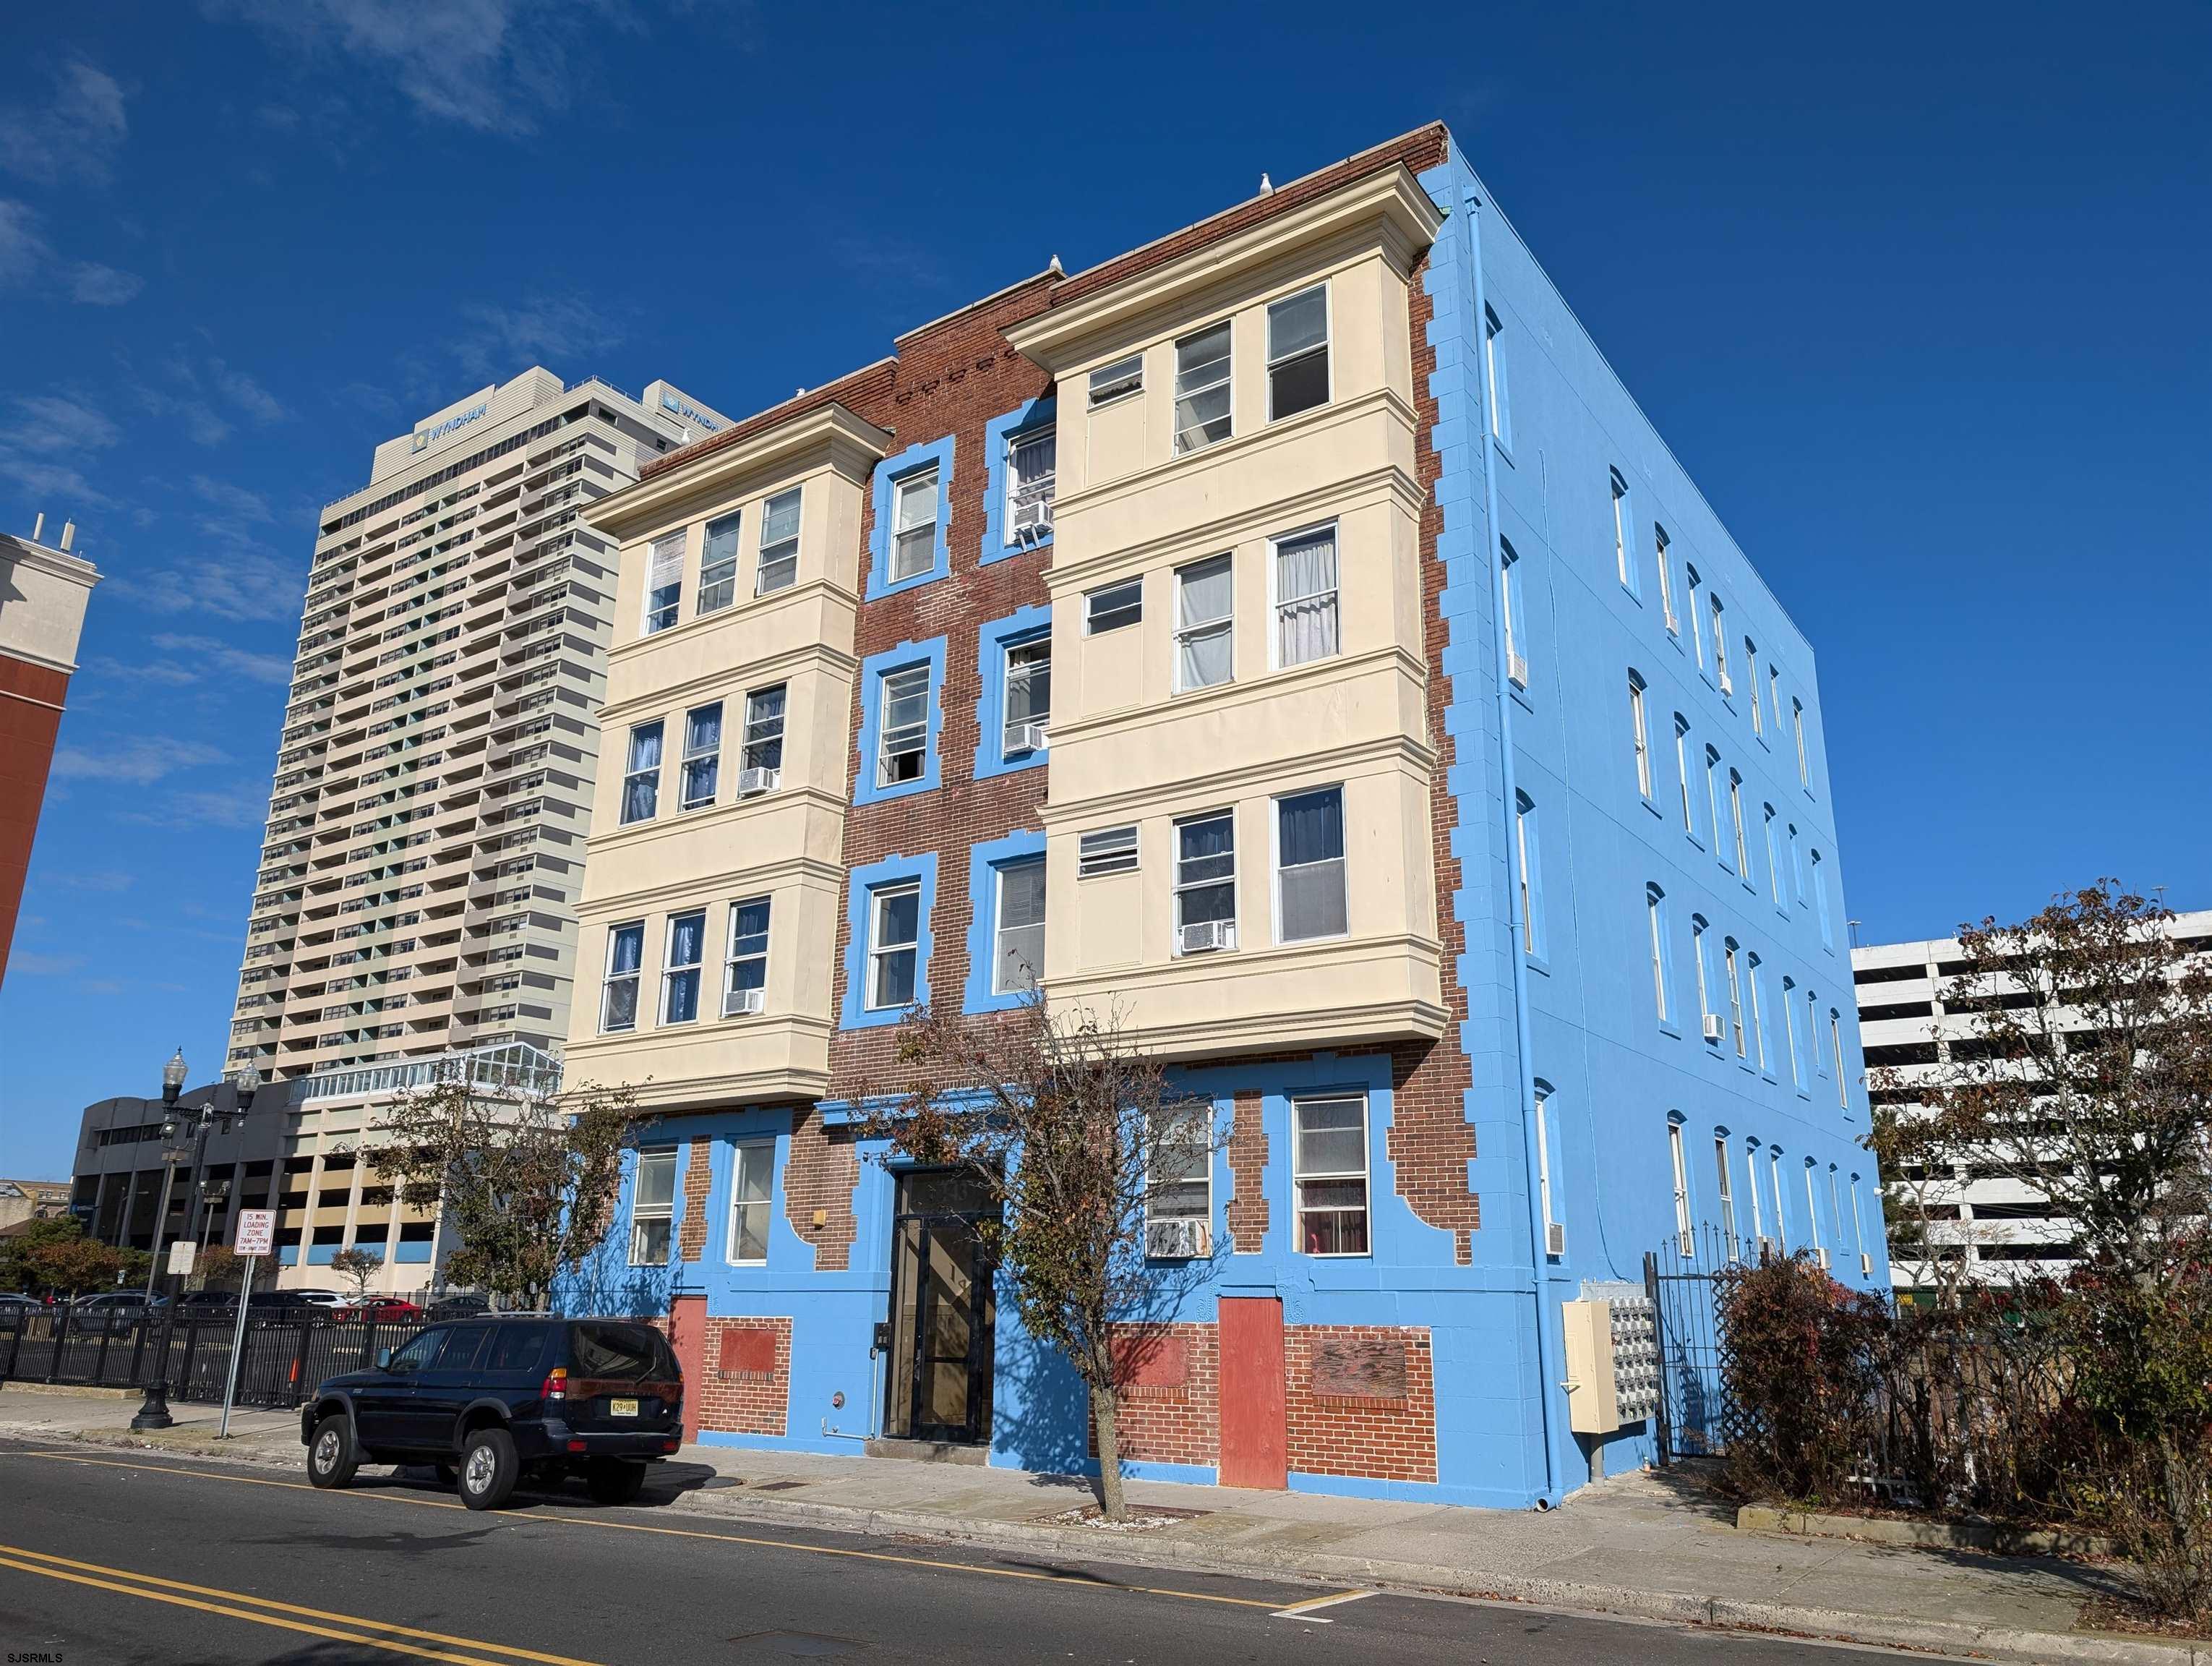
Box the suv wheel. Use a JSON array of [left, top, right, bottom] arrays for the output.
[[306, 1414, 358, 1490], [585, 1457, 647, 1506], [458, 1426, 519, 1511]]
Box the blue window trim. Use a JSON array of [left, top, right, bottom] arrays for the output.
[[964, 829, 1047, 1014], [841, 852, 938, 1030], [867, 435, 956, 599], [974, 605, 1051, 781], [979, 396, 1056, 566], [852, 636, 946, 806]]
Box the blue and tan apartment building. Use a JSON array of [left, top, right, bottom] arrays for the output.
[[565, 123, 1885, 1508]]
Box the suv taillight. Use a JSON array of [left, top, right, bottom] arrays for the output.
[[541, 1366, 567, 1402]]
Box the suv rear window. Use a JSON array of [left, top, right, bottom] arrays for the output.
[[485, 1324, 550, 1373], [568, 1321, 667, 1381]]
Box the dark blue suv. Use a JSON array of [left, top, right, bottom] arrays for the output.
[[300, 1315, 683, 1510]]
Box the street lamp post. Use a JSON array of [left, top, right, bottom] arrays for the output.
[[129, 1055, 258, 1432]]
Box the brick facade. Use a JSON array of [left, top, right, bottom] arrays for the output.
[[1225, 1090, 1269, 1252], [1099, 1323, 1220, 1469], [781, 1106, 859, 1271], [1285, 1324, 1438, 1483], [677, 1135, 712, 1260], [696, 1315, 793, 1437]]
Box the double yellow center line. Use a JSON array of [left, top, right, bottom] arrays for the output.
[[0, 1539, 601, 1666]]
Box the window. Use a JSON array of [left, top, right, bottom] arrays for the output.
[[1728, 770, 1750, 876], [993, 859, 1046, 994], [1273, 526, 1338, 667], [1806, 988, 1822, 1076], [1173, 811, 1236, 951], [1647, 885, 1671, 1022], [1705, 747, 1724, 861], [698, 512, 740, 614], [1745, 641, 1763, 735], [1534, 1085, 1558, 1249], [1710, 594, 1731, 691], [1173, 554, 1233, 691], [1514, 790, 1542, 956], [1276, 786, 1347, 942], [1745, 1144, 1766, 1245], [1804, 1163, 1823, 1260], [600, 922, 643, 1033], [1266, 283, 1329, 420], [1629, 674, 1652, 798], [723, 896, 770, 1016], [1790, 824, 1805, 902], [1828, 1168, 1845, 1260], [1686, 565, 1705, 666], [1723, 939, 1747, 1057], [890, 469, 938, 584], [1655, 525, 1677, 633], [1792, 698, 1809, 786], [755, 487, 801, 595], [629, 1148, 674, 1265], [620, 721, 663, 824], [661, 910, 706, 1024], [1293, 1094, 1369, 1255], [1830, 1008, 1849, 1107], [1692, 915, 1714, 1033], [1089, 353, 1143, 408], [876, 665, 930, 787], [1500, 541, 1527, 687], [1146, 1106, 1211, 1241], [1849, 1176, 1866, 1261], [1783, 975, 1805, 1085], [1610, 469, 1637, 593], [643, 532, 682, 634], [726, 1142, 772, 1265], [866, 881, 921, 1010], [1674, 717, 1695, 835], [1768, 1150, 1788, 1250], [1483, 305, 1511, 448], [1085, 578, 1142, 635], [1003, 638, 1050, 756], [1764, 806, 1783, 907], [740, 685, 785, 788], [1006, 429, 1056, 543], [1813, 850, 1832, 948], [1079, 826, 1138, 878], [1668, 1122, 1694, 1254], [1748, 952, 1770, 1069], [1714, 1135, 1738, 1253], [679, 702, 721, 811], [1173, 320, 1233, 453]]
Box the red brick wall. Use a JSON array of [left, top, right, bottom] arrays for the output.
[[677, 1135, 712, 1260], [0, 653, 70, 991], [695, 1315, 792, 1436], [782, 1106, 859, 1270], [1225, 1090, 1269, 1252], [1098, 1323, 1219, 1469], [1284, 1324, 1438, 1483]]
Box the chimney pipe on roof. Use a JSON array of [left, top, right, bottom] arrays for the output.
[[60, 521, 75, 552], [31, 512, 43, 543]]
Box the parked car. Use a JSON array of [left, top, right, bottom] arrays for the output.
[[301, 1315, 683, 1511], [426, 1292, 489, 1322], [335, 1298, 424, 1323], [179, 1289, 241, 1313], [0, 1292, 43, 1314], [69, 1292, 164, 1330]]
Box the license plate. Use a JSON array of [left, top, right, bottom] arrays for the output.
[[609, 1398, 639, 1418]]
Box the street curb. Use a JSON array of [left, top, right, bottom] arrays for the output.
[[3, 1417, 2200, 1665], [1739, 1502, 2121, 1560], [0, 1383, 141, 1401]]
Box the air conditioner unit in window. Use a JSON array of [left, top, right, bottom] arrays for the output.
[[724, 988, 764, 1017], [1011, 493, 1054, 543], [1859, 1251, 1874, 1277], [1545, 1220, 1566, 1257], [1178, 919, 1236, 955], [1702, 1014, 1724, 1043], [737, 766, 781, 796], [1757, 1235, 1778, 1260], [1817, 1246, 1832, 1270], [1004, 721, 1047, 756], [1507, 648, 1529, 688], [1718, 670, 1736, 697], [1144, 1217, 1209, 1260]]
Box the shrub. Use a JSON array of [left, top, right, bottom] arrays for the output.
[[1718, 1252, 1887, 1505]]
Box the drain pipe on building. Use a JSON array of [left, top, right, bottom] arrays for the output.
[[1462, 174, 1564, 1510]]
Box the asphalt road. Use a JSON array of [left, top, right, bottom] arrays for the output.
[[0, 1437, 1911, 1665]]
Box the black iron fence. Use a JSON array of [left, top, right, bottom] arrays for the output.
[[0, 1307, 431, 1410], [1645, 1221, 1749, 1463]]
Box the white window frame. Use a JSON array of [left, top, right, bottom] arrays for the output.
[[1087, 353, 1144, 409], [889, 468, 938, 583], [1692, 917, 1713, 1029], [629, 1147, 676, 1265], [1769, 1149, 1788, 1252], [1745, 640, 1764, 735], [1006, 427, 1057, 543], [1655, 524, 1677, 633], [875, 663, 931, 788], [1747, 952, 1769, 1069], [1723, 938, 1747, 1058], [1793, 697, 1809, 785], [698, 511, 740, 615], [1084, 578, 1143, 635], [1745, 1142, 1767, 1245], [620, 720, 662, 825], [740, 683, 786, 786], [1647, 885, 1671, 1022], [1515, 792, 1539, 956], [724, 1140, 773, 1266], [1629, 674, 1652, 798], [991, 858, 1047, 996], [1077, 825, 1138, 879], [1686, 565, 1705, 667], [1831, 1007, 1849, 1107], [1272, 784, 1347, 945], [1765, 806, 1783, 907], [1483, 304, 1511, 448], [1144, 1108, 1211, 1234], [1173, 552, 1234, 693], [1534, 1087, 1557, 1245], [866, 880, 922, 1012], [1265, 282, 1330, 422], [1173, 319, 1233, 454], [1610, 469, 1634, 591], [643, 531, 684, 636], [1291, 1092, 1371, 1258], [1002, 637, 1050, 757], [1172, 809, 1237, 952], [1729, 770, 1750, 875], [1675, 717, 1695, 835], [1668, 1122, 1694, 1255], [1804, 1163, 1824, 1259], [723, 894, 770, 1017], [1711, 594, 1731, 691], [755, 487, 802, 596], [600, 920, 644, 1034], [1270, 523, 1339, 670], [1713, 1135, 1738, 1254], [1783, 976, 1804, 1086], [1500, 542, 1527, 688], [661, 910, 706, 1025], [679, 701, 721, 811]]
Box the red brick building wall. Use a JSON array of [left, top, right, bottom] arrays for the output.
[[1225, 1090, 1269, 1252], [0, 653, 69, 991], [696, 1315, 794, 1437], [1099, 1323, 1220, 1469], [1284, 1324, 1439, 1484]]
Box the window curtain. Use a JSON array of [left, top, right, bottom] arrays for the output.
[[1176, 557, 1233, 689], [1277, 788, 1347, 939], [1275, 531, 1338, 667]]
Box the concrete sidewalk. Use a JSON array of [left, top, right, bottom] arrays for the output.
[[1, 1383, 2199, 1665]]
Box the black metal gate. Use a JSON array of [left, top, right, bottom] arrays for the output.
[[1644, 1223, 1742, 1463], [0, 1309, 431, 1409]]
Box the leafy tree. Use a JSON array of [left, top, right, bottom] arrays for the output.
[[0, 1218, 144, 1297], [329, 1246, 383, 1304], [857, 996, 1216, 1521], [192, 1244, 244, 1291], [376, 1077, 636, 1310]]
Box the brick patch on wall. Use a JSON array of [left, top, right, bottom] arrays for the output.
[[781, 1107, 859, 1270], [1225, 1089, 1269, 1253], [677, 1135, 712, 1261], [1284, 1325, 1437, 1483], [1096, 1322, 1219, 1469], [697, 1316, 792, 1437]]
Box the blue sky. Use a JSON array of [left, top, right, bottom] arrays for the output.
[[3, 1, 2206, 1177]]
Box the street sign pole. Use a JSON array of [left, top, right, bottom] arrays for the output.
[[220, 1209, 276, 1440]]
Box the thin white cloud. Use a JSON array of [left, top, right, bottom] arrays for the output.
[[453, 290, 627, 380], [9, 951, 88, 978], [0, 61, 128, 187], [0, 391, 120, 505], [128, 786, 269, 829], [212, 360, 285, 422], [55, 871, 134, 892], [107, 546, 304, 623], [51, 737, 226, 787], [0, 200, 144, 306], [189, 473, 274, 524], [149, 632, 294, 684], [72, 262, 144, 305], [0, 199, 49, 287]]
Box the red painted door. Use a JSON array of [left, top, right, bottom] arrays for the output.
[[1216, 1297, 1287, 1489], [667, 1293, 706, 1445]]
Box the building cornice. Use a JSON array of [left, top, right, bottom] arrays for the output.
[[584, 403, 894, 542]]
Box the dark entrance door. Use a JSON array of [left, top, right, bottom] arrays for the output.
[[884, 1169, 998, 1445]]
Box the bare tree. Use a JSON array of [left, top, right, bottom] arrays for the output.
[[857, 996, 1217, 1521], [377, 1076, 637, 1310], [328, 1247, 382, 1305]]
